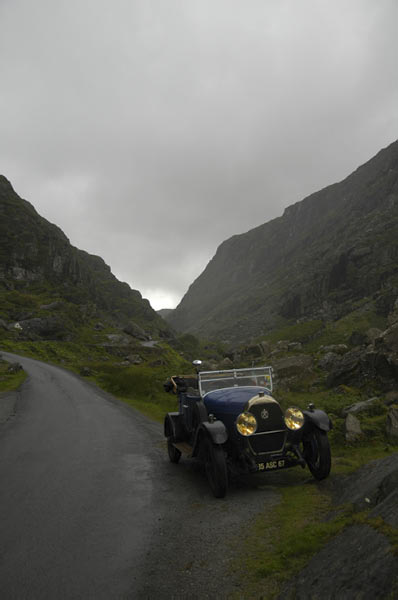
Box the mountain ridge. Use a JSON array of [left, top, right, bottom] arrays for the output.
[[167, 140, 398, 340], [0, 175, 170, 338]]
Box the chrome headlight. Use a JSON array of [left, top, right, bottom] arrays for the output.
[[284, 407, 304, 430], [236, 412, 257, 436]]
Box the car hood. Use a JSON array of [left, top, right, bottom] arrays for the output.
[[203, 386, 270, 416]]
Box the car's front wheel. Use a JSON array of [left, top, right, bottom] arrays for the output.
[[303, 428, 331, 480], [202, 436, 228, 498]]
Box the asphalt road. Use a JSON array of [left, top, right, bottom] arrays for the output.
[[0, 352, 279, 600]]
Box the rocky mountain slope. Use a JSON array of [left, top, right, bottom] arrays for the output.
[[0, 175, 170, 341], [168, 140, 398, 342]]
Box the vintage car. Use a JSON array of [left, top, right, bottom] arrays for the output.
[[164, 362, 332, 497]]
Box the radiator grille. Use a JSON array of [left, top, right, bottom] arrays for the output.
[[248, 401, 286, 454], [248, 430, 286, 455]]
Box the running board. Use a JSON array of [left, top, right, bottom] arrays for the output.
[[173, 442, 193, 456]]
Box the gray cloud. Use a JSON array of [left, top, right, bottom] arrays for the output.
[[1, 0, 397, 308]]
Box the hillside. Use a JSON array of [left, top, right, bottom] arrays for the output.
[[0, 175, 170, 340], [168, 140, 398, 341]]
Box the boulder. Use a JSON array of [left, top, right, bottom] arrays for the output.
[[105, 334, 132, 345], [80, 367, 91, 377], [318, 352, 339, 371], [345, 413, 363, 442], [39, 301, 63, 310], [18, 317, 66, 339], [320, 344, 348, 355], [366, 327, 383, 343], [219, 357, 233, 369], [242, 344, 264, 358], [125, 354, 143, 365], [386, 406, 398, 443], [7, 362, 22, 374], [287, 342, 302, 351], [326, 350, 362, 387], [342, 397, 380, 417], [380, 322, 398, 353], [123, 322, 149, 340], [272, 354, 312, 378], [385, 390, 398, 406]]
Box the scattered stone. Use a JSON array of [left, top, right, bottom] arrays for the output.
[[0, 319, 8, 330], [80, 367, 91, 377], [385, 390, 398, 406], [318, 352, 339, 370], [287, 342, 302, 351], [7, 362, 22, 374], [345, 413, 363, 442], [39, 301, 62, 310], [123, 322, 149, 340], [320, 344, 348, 355], [366, 327, 383, 343], [385, 406, 398, 443], [381, 322, 398, 353], [219, 357, 233, 368], [276, 340, 290, 351], [105, 334, 132, 345], [94, 322, 105, 330], [342, 397, 380, 417], [125, 354, 143, 365], [149, 359, 166, 367], [242, 344, 264, 358]]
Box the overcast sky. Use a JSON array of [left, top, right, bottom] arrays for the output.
[[1, 0, 397, 309]]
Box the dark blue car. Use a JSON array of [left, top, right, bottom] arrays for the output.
[[164, 363, 332, 497]]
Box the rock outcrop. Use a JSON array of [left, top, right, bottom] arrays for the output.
[[167, 140, 398, 341], [0, 176, 171, 339]]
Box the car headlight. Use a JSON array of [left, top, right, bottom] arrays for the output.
[[236, 412, 257, 436], [284, 407, 304, 430]]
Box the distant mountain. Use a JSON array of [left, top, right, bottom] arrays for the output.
[[157, 308, 174, 319], [0, 175, 171, 339], [167, 140, 398, 341]]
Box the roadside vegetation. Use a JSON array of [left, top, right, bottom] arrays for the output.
[[0, 358, 27, 393]]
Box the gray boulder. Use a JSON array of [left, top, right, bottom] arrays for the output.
[[125, 354, 143, 365], [320, 344, 348, 355], [273, 354, 312, 378], [318, 352, 339, 370], [345, 413, 363, 442], [123, 322, 149, 340], [341, 397, 380, 417], [386, 406, 398, 443], [105, 334, 132, 345]]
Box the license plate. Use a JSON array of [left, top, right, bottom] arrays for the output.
[[257, 459, 285, 471]]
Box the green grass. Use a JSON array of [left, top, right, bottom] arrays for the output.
[[0, 360, 27, 393], [235, 456, 398, 599]]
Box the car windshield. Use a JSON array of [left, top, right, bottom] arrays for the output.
[[198, 366, 273, 396]]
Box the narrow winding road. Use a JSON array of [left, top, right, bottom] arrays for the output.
[[0, 353, 278, 599]]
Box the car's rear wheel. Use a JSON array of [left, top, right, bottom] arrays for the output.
[[303, 428, 331, 480], [167, 439, 181, 464], [203, 436, 228, 498]]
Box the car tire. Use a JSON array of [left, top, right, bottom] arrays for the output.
[[167, 439, 181, 464], [303, 428, 331, 480], [203, 436, 228, 498]]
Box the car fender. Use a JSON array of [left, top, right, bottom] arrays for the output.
[[303, 409, 333, 432], [164, 412, 184, 441], [192, 420, 228, 456]]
